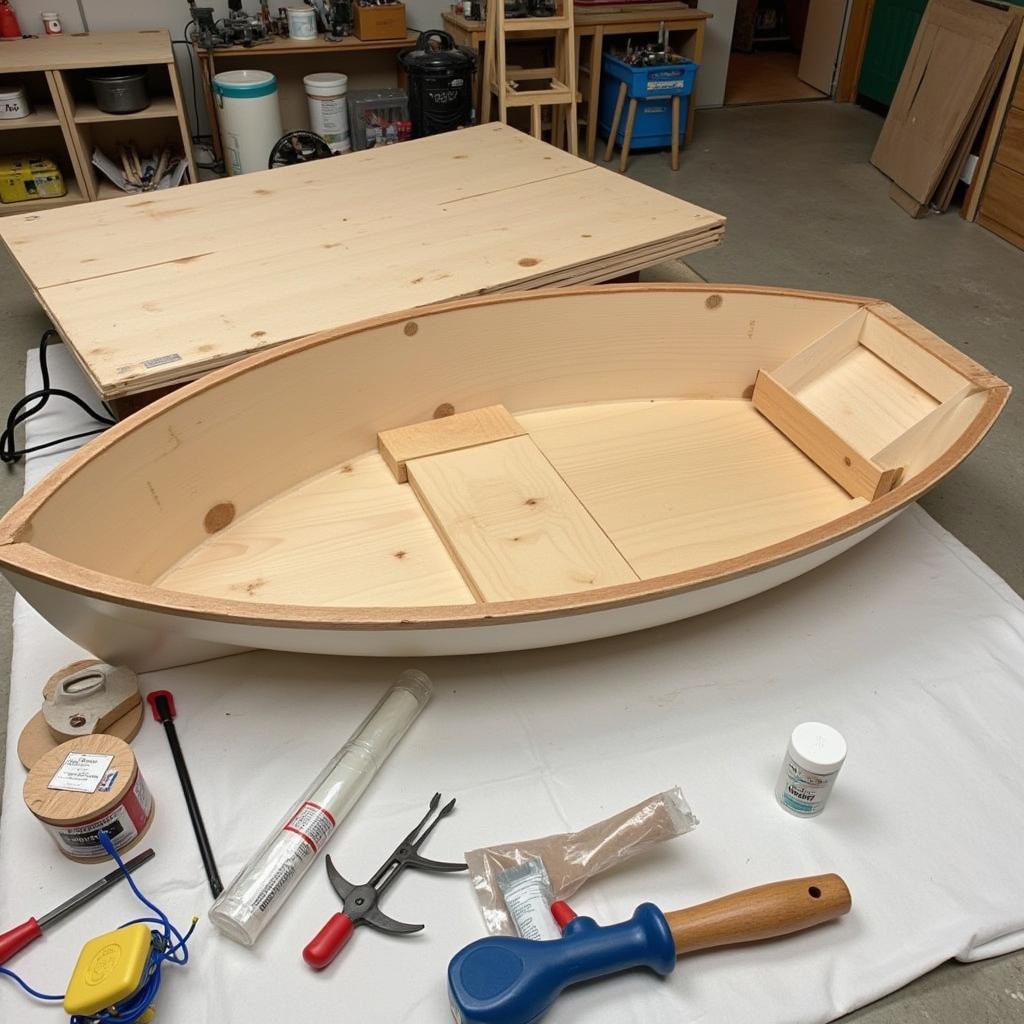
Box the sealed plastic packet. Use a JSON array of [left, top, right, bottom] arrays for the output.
[[466, 787, 698, 937]]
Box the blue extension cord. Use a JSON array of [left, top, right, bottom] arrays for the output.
[[0, 830, 197, 1023]]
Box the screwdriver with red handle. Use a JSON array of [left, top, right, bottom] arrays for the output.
[[0, 848, 155, 964]]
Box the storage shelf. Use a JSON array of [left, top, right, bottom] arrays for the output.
[[73, 96, 180, 124], [0, 105, 62, 131], [0, 179, 85, 216]]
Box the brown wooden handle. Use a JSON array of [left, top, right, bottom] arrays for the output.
[[666, 874, 851, 955]]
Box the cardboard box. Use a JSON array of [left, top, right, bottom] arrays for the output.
[[354, 2, 407, 40]]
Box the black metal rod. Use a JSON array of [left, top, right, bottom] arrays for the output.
[[37, 849, 156, 929], [153, 695, 223, 898]]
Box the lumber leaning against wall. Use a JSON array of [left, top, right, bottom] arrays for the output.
[[871, 0, 1022, 217]]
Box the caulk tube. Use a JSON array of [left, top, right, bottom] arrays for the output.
[[209, 670, 432, 946]]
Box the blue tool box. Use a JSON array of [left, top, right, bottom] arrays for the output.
[[598, 54, 698, 150]]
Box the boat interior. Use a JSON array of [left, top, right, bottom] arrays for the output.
[[2, 288, 994, 611]]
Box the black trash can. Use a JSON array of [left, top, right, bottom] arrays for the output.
[[399, 30, 477, 138]]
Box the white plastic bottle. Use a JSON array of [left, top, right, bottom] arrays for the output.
[[775, 722, 847, 817]]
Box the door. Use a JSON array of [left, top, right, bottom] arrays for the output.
[[856, 0, 927, 106], [798, 0, 849, 94]]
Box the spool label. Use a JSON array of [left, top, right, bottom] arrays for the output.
[[45, 773, 153, 857], [47, 751, 114, 794]]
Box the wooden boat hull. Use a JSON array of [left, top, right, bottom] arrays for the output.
[[0, 285, 1008, 672], [2, 514, 895, 671]]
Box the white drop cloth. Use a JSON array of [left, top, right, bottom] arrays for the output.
[[2, 346, 1023, 1024]]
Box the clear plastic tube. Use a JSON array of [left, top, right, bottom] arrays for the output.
[[208, 670, 432, 946]]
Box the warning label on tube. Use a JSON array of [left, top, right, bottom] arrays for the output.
[[282, 801, 336, 853]]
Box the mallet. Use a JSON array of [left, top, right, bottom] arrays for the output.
[[448, 873, 851, 1024]]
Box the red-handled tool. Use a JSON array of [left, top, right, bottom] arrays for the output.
[[302, 793, 466, 969], [0, 848, 155, 964]]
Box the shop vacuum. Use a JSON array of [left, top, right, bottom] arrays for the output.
[[399, 31, 477, 138]]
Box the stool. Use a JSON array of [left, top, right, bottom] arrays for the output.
[[604, 85, 683, 173]]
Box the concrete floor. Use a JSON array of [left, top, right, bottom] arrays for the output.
[[1, 100, 1022, 1020]]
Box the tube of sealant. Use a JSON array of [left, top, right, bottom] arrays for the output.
[[208, 670, 432, 946]]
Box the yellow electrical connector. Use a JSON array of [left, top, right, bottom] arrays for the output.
[[64, 922, 154, 1018]]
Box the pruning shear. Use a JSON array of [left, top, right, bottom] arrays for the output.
[[303, 793, 466, 969]]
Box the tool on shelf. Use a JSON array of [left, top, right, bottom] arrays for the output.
[[187, 0, 273, 48], [0, 849, 155, 965], [448, 873, 852, 1024], [303, 792, 467, 969], [146, 690, 223, 899]]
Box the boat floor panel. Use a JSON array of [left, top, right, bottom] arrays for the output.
[[158, 452, 477, 607], [158, 398, 868, 607], [520, 399, 867, 579]]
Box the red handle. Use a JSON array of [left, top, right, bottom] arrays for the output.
[[0, 918, 42, 965], [303, 913, 355, 970]]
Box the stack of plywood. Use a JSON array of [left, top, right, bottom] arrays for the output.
[[871, 0, 1024, 218], [0, 123, 725, 410]]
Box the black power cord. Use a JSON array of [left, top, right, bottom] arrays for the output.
[[1, 330, 116, 466]]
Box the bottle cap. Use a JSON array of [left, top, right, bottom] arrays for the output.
[[789, 722, 847, 774]]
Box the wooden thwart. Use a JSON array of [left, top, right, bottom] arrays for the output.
[[406, 434, 638, 602], [378, 404, 525, 483], [752, 371, 901, 501]]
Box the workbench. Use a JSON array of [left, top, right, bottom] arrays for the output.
[[0, 122, 724, 412], [195, 33, 418, 163], [442, 3, 711, 160]]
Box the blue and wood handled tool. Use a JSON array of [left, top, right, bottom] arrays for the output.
[[448, 873, 851, 1024]]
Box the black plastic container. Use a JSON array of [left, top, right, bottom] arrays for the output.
[[399, 31, 476, 138]]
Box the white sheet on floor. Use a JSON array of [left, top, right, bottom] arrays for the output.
[[2, 346, 1023, 1024]]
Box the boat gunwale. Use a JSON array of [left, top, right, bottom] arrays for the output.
[[0, 283, 1011, 631]]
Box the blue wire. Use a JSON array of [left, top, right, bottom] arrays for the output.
[[0, 830, 196, 1023]]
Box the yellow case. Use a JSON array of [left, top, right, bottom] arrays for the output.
[[64, 922, 153, 1017], [0, 154, 66, 204]]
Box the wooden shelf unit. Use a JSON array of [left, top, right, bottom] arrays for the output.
[[0, 31, 195, 215]]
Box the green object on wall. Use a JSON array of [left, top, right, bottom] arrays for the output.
[[857, 0, 928, 107]]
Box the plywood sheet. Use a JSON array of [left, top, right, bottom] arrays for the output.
[[871, 0, 1017, 205], [0, 123, 726, 400], [521, 399, 865, 580], [406, 434, 638, 601]]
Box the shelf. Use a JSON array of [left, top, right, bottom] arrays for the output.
[[0, 179, 85, 216], [0, 105, 62, 131], [73, 96, 180, 124]]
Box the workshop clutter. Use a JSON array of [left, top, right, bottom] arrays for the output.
[[0, 155, 65, 204], [354, 0, 407, 41], [348, 87, 411, 148], [2, 661, 855, 1022]]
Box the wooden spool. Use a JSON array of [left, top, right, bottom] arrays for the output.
[[17, 660, 143, 771], [23, 734, 155, 862]]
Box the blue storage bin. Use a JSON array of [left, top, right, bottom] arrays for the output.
[[598, 54, 698, 151]]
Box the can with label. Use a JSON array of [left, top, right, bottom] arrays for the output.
[[41, 12, 62, 34], [775, 721, 847, 817], [23, 734, 155, 861]]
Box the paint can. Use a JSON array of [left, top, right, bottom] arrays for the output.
[[287, 6, 317, 39], [0, 84, 30, 120], [304, 73, 350, 153], [23, 734, 155, 862], [213, 69, 283, 174]]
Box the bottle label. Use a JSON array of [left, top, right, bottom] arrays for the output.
[[779, 759, 838, 815]]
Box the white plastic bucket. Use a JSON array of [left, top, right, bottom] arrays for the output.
[[214, 70, 283, 175], [304, 72, 350, 154], [287, 7, 317, 39], [0, 84, 30, 120]]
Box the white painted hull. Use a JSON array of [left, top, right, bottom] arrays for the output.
[[4, 515, 895, 672]]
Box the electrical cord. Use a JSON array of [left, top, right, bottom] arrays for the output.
[[0, 329, 115, 466], [0, 830, 197, 1024]]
